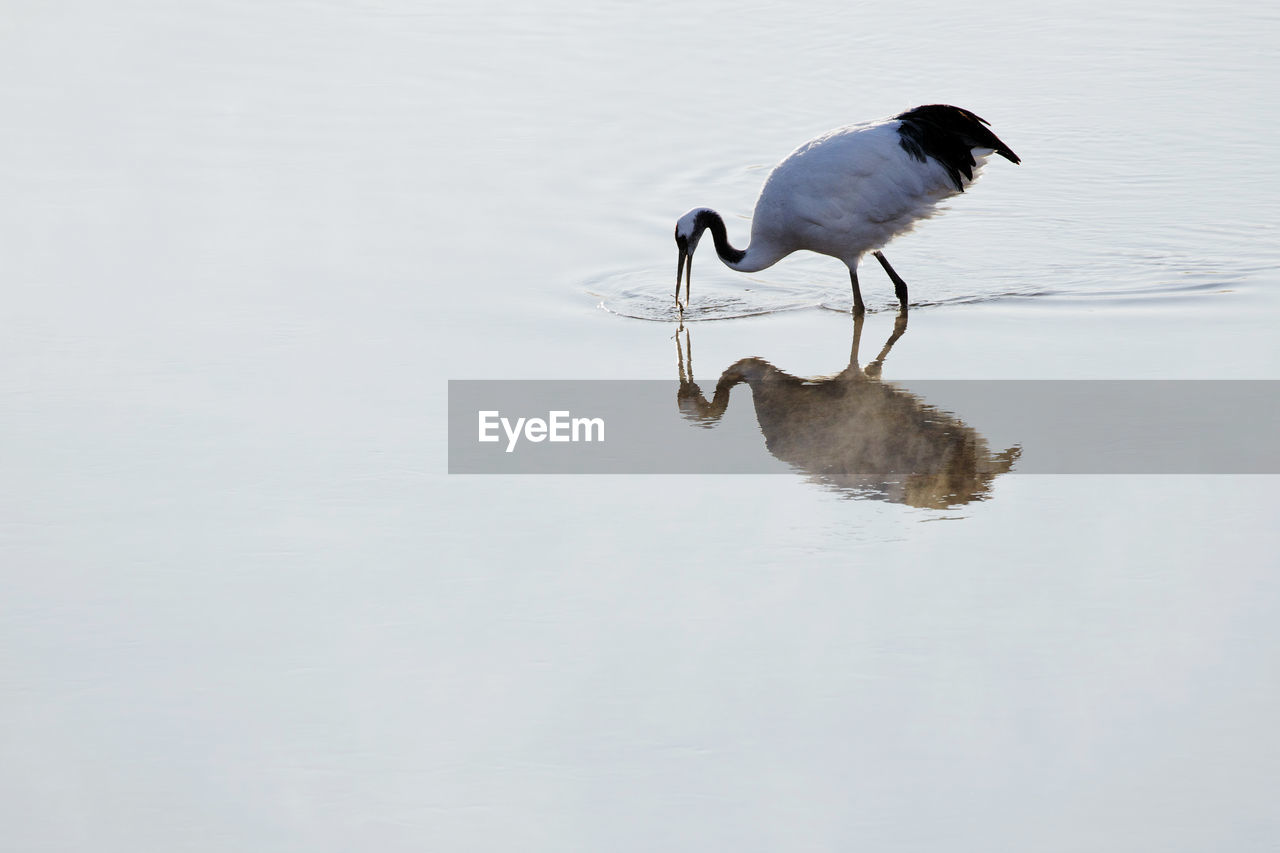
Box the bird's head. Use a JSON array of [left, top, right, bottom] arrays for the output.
[[674, 208, 714, 306]]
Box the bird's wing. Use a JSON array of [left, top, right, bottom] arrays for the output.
[[754, 121, 961, 259]]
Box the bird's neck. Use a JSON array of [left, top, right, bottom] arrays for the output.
[[700, 209, 779, 273]]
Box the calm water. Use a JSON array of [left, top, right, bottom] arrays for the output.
[[3, 1, 1279, 850]]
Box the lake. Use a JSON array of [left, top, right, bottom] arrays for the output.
[[3, 0, 1279, 850]]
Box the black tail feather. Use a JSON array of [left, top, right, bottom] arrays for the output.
[[894, 104, 1020, 192]]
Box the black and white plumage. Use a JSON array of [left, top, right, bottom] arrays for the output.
[[674, 104, 1020, 314]]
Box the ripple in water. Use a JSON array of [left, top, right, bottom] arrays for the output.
[[587, 247, 1264, 321], [588, 266, 842, 321], [589, 264, 1065, 320]]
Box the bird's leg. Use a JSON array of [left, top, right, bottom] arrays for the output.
[[873, 251, 909, 311], [849, 268, 866, 315], [864, 311, 909, 380], [849, 309, 865, 370]]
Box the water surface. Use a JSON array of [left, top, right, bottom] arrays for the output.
[[2, 1, 1279, 850]]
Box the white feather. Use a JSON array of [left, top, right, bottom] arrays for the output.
[[744, 120, 970, 269]]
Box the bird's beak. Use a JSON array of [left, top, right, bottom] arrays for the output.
[[675, 247, 692, 307], [675, 246, 685, 305]]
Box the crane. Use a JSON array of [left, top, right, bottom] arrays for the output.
[[674, 104, 1020, 314]]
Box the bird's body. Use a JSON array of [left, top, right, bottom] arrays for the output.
[[674, 104, 1020, 313]]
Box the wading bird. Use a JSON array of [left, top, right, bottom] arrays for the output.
[[674, 104, 1019, 314], [674, 314, 1020, 506]]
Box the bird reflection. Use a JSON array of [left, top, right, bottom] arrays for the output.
[[676, 313, 1020, 507]]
